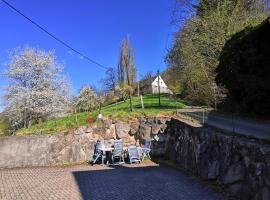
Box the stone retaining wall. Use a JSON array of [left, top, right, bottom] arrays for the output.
[[0, 130, 95, 169], [162, 117, 270, 200]]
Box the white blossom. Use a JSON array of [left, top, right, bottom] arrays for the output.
[[74, 86, 98, 112], [4, 47, 71, 129]]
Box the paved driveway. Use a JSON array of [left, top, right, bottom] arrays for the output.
[[0, 162, 227, 200]]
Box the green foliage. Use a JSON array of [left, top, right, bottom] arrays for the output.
[[138, 72, 155, 95], [16, 94, 186, 136], [162, 66, 183, 95], [74, 86, 98, 112], [0, 114, 9, 136], [166, 0, 268, 107], [216, 19, 270, 116]]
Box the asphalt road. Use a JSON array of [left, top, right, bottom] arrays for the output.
[[178, 110, 270, 140]]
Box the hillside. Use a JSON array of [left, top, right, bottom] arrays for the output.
[[16, 94, 186, 136]]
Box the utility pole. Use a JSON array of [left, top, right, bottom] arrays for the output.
[[157, 70, 161, 107]]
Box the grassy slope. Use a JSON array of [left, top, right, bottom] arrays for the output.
[[17, 94, 186, 136]]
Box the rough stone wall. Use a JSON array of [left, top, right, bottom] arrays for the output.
[[1, 116, 269, 200], [163, 117, 270, 200], [0, 117, 169, 169], [0, 127, 95, 169]]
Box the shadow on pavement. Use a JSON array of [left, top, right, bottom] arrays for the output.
[[72, 163, 227, 200]]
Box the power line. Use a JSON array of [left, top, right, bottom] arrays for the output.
[[0, 0, 109, 70]]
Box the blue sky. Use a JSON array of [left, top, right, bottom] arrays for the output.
[[0, 0, 177, 109]]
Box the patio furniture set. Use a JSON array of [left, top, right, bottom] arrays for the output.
[[91, 139, 151, 165]]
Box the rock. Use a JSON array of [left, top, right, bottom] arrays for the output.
[[240, 148, 249, 157], [104, 129, 113, 140], [92, 127, 106, 138], [110, 124, 117, 138], [152, 123, 161, 135], [159, 124, 167, 133], [92, 133, 102, 140], [103, 119, 112, 129], [129, 121, 139, 136], [262, 187, 270, 200], [264, 167, 270, 186], [103, 124, 116, 139], [115, 121, 130, 139], [255, 163, 264, 176], [74, 127, 85, 135], [243, 156, 251, 167], [208, 160, 220, 179], [138, 117, 147, 123], [152, 133, 166, 142], [224, 164, 246, 184], [232, 154, 241, 163], [123, 136, 136, 146], [84, 126, 93, 133], [226, 182, 250, 199], [138, 123, 152, 140], [157, 118, 168, 124]]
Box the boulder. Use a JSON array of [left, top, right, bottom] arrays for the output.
[[139, 123, 151, 140], [103, 129, 113, 140], [115, 121, 130, 139], [129, 121, 139, 136], [92, 127, 106, 138], [103, 119, 112, 129], [74, 127, 85, 135], [104, 124, 116, 140], [152, 123, 161, 135], [208, 160, 220, 179], [84, 126, 93, 133], [224, 164, 246, 184]]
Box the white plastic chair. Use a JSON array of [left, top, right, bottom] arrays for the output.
[[111, 139, 125, 164], [128, 145, 141, 164]]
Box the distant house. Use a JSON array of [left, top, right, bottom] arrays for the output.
[[151, 75, 173, 94]]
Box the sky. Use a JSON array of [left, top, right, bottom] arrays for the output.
[[0, 0, 178, 110]]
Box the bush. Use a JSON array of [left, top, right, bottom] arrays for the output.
[[216, 19, 270, 116]]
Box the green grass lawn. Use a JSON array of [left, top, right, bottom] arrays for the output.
[[16, 93, 186, 136]]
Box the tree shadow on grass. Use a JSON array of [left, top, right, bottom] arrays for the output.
[[72, 163, 226, 200]]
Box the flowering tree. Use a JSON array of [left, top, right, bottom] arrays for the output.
[[74, 86, 98, 112], [4, 47, 71, 129]]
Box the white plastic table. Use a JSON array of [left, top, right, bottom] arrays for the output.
[[100, 147, 142, 164], [99, 146, 129, 164]]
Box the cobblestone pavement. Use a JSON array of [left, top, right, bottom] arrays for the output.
[[0, 161, 227, 200]]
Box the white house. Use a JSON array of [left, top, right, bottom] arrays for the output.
[[151, 75, 173, 94]]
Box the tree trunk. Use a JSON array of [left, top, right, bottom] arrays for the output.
[[28, 113, 32, 128]]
